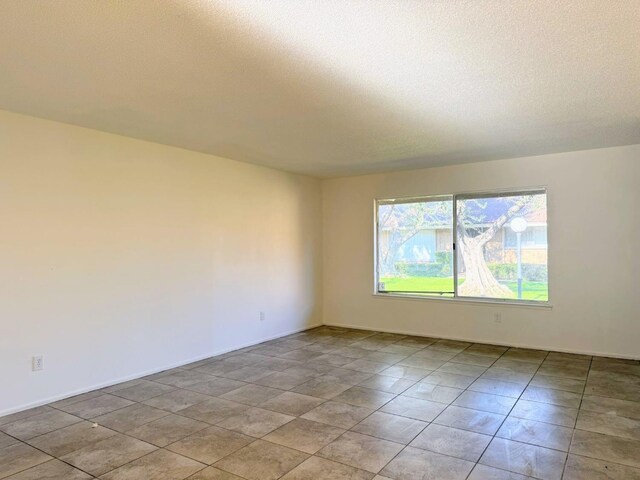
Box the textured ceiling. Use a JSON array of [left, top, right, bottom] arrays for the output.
[[0, 1, 638, 177]]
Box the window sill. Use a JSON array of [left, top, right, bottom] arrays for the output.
[[373, 292, 553, 309]]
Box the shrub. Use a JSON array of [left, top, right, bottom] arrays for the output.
[[489, 263, 548, 282]]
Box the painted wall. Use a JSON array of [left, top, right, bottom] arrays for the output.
[[0, 110, 322, 415], [323, 145, 640, 358]]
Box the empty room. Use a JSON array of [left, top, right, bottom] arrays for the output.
[[1, 1, 639, 479]]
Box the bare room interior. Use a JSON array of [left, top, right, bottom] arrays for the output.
[[1, 1, 639, 479]]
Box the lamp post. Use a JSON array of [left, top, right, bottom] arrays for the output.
[[510, 217, 528, 299]]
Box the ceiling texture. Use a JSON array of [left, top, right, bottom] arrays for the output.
[[1, 0, 638, 177]]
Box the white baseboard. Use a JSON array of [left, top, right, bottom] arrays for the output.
[[323, 322, 639, 361], [0, 323, 321, 419]]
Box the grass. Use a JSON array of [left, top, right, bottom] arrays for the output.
[[380, 276, 548, 301]]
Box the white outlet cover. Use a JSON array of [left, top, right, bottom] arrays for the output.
[[32, 355, 43, 371]]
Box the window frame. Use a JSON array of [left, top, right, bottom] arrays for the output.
[[374, 187, 550, 307]]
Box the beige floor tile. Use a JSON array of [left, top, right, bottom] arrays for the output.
[[101, 379, 147, 394], [576, 410, 640, 441], [379, 395, 445, 422], [280, 456, 374, 480], [0, 443, 52, 479], [397, 356, 446, 370], [379, 365, 432, 381], [468, 378, 525, 398], [292, 376, 354, 399], [264, 418, 345, 454], [580, 394, 640, 420], [26, 420, 117, 456], [143, 389, 212, 413], [452, 390, 516, 415], [421, 371, 476, 389], [460, 344, 505, 357], [496, 417, 573, 451], [410, 423, 491, 462], [252, 372, 310, 390], [184, 378, 246, 397], [313, 353, 357, 366], [166, 425, 253, 464], [480, 438, 566, 480], [214, 439, 309, 480], [100, 449, 205, 480], [357, 375, 415, 394], [258, 391, 325, 416], [437, 362, 488, 378], [111, 381, 176, 402], [502, 348, 548, 364], [49, 390, 104, 409], [59, 434, 157, 477], [342, 359, 390, 374], [332, 386, 396, 409], [529, 374, 585, 393], [126, 414, 209, 447], [317, 431, 403, 473], [450, 353, 497, 368], [57, 394, 134, 419], [3, 458, 91, 479], [186, 467, 244, 479], [537, 362, 589, 380], [510, 399, 578, 427], [92, 404, 169, 432], [520, 385, 582, 408], [217, 407, 294, 437], [351, 411, 426, 444], [570, 429, 640, 468], [0, 432, 18, 450], [492, 359, 540, 374], [0, 410, 81, 440], [154, 371, 215, 389], [584, 376, 640, 402], [402, 382, 463, 404], [563, 453, 640, 480], [467, 463, 532, 479], [0, 406, 54, 427], [219, 384, 283, 406], [364, 351, 408, 365], [480, 368, 533, 385], [434, 405, 505, 435], [380, 446, 475, 480], [178, 398, 250, 424], [326, 368, 375, 385], [301, 401, 373, 428]]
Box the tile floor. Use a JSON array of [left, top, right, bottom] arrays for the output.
[[1, 326, 640, 479]]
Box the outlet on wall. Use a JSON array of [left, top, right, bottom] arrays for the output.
[[494, 313, 502, 324], [32, 355, 44, 371], [259, 311, 265, 322]]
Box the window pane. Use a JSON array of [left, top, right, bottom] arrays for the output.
[[377, 197, 454, 296], [456, 192, 548, 301]]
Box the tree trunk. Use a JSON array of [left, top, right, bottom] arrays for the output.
[[458, 234, 513, 298]]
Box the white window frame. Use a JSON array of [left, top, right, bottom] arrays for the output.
[[374, 187, 550, 307]]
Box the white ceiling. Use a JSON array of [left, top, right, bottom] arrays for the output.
[[1, 1, 638, 177]]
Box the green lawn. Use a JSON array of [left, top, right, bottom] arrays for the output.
[[380, 276, 548, 301]]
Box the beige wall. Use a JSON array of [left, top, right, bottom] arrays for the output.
[[323, 145, 640, 358], [0, 110, 323, 415]]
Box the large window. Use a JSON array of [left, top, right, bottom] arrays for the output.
[[376, 189, 548, 303]]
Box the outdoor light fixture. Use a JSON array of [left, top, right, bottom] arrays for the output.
[[510, 216, 528, 233], [510, 217, 528, 299]]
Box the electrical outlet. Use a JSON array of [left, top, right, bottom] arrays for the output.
[[494, 313, 502, 324], [32, 355, 44, 371], [259, 311, 265, 322]]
